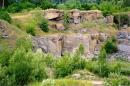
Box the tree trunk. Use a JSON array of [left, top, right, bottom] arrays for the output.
[[2, 0, 4, 9]]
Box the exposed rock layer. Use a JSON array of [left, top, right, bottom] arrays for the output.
[[44, 9, 113, 30], [33, 33, 107, 57]]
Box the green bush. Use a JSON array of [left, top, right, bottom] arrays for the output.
[[0, 47, 48, 86], [39, 18, 49, 32], [30, 50, 48, 81], [103, 38, 118, 54], [99, 1, 121, 16], [40, 0, 56, 9], [9, 47, 32, 85], [63, 12, 70, 29], [105, 73, 130, 86], [7, 2, 35, 13], [55, 45, 86, 78], [55, 53, 73, 78], [0, 50, 12, 67], [0, 11, 11, 23], [81, 3, 91, 10], [16, 37, 32, 51], [86, 49, 109, 77], [44, 54, 55, 68], [57, 4, 68, 10], [98, 49, 109, 77], [65, 0, 81, 9], [26, 24, 36, 36], [0, 66, 16, 86]]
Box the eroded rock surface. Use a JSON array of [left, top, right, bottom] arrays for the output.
[[44, 9, 113, 30], [33, 33, 107, 57]]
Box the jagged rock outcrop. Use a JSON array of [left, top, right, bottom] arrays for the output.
[[33, 33, 107, 57], [61, 34, 90, 56], [0, 20, 9, 38], [44, 9, 64, 20], [33, 34, 62, 56], [44, 9, 113, 30]]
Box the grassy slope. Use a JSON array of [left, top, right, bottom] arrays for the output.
[[0, 19, 27, 51], [11, 9, 118, 37]]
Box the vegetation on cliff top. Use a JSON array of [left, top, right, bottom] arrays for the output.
[[1, 0, 130, 86]]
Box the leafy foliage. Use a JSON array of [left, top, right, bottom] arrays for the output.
[[106, 73, 130, 86], [16, 37, 32, 51], [55, 45, 86, 78], [39, 18, 49, 32], [63, 11, 70, 29], [7, 2, 35, 13], [103, 37, 118, 54], [26, 24, 36, 36], [0, 10, 11, 23]]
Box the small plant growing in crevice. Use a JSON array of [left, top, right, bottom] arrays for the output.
[[63, 11, 70, 30]]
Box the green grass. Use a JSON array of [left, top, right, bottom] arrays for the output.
[[28, 79, 92, 86]]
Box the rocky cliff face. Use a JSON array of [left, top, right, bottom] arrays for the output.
[[44, 9, 113, 30], [32, 9, 111, 57], [33, 33, 107, 57]]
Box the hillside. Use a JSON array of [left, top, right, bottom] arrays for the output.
[[1, 0, 130, 86], [0, 19, 27, 51]]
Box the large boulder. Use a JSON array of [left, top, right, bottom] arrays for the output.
[[50, 22, 65, 30], [62, 33, 90, 56], [33, 34, 62, 56], [69, 9, 81, 24], [44, 9, 63, 20], [81, 10, 104, 22]]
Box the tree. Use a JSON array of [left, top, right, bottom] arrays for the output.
[[123, 0, 130, 7], [2, 0, 5, 9]]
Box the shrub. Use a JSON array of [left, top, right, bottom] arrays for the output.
[[81, 3, 91, 10], [40, 0, 56, 9], [16, 37, 32, 51], [39, 18, 49, 32], [99, 1, 121, 16], [9, 47, 32, 86], [63, 12, 70, 29], [44, 54, 55, 68], [0, 47, 48, 85], [7, 2, 35, 13], [0, 66, 16, 86], [55, 45, 86, 78], [57, 4, 67, 10], [0, 50, 12, 67], [103, 38, 118, 54], [98, 49, 109, 77], [0, 11, 11, 23], [30, 50, 48, 81], [26, 24, 36, 36], [4, 48, 48, 85], [55, 53, 73, 78], [72, 44, 86, 70], [105, 73, 130, 86]]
